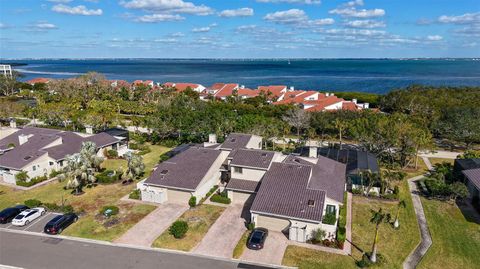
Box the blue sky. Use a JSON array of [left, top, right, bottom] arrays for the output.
[[0, 0, 479, 58]]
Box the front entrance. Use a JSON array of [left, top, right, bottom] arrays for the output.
[[289, 226, 307, 243]]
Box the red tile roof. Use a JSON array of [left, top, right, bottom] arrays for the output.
[[214, 83, 239, 98], [164, 82, 201, 92], [342, 101, 360, 111], [258, 85, 287, 98], [27, 78, 50, 85], [305, 96, 345, 112]]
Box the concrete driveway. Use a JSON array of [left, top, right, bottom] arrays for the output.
[[240, 231, 289, 265], [193, 203, 248, 258], [115, 202, 188, 247]]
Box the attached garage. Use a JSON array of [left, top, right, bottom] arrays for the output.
[[231, 191, 255, 205], [140, 186, 165, 204], [166, 189, 192, 204], [255, 214, 290, 232]]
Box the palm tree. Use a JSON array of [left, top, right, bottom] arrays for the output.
[[393, 200, 406, 229], [334, 118, 347, 150], [58, 142, 103, 195], [124, 152, 145, 181], [369, 208, 391, 263]]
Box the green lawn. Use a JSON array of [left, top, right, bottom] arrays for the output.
[[428, 158, 454, 167], [283, 180, 420, 269], [0, 143, 170, 241], [418, 198, 480, 269], [152, 204, 225, 251]]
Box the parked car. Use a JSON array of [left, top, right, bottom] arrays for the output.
[[11, 207, 46, 226], [0, 205, 30, 224], [247, 228, 268, 250], [44, 213, 78, 235]]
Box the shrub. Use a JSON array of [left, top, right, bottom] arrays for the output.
[[16, 175, 48, 187], [49, 169, 62, 179], [205, 185, 219, 198], [188, 196, 197, 207], [107, 149, 118, 159], [7, 143, 15, 148], [100, 205, 119, 216], [129, 189, 141, 200], [62, 205, 74, 214], [247, 222, 255, 230], [158, 153, 170, 163], [129, 143, 139, 150], [96, 170, 122, 184], [322, 213, 336, 225], [210, 194, 231, 204], [15, 171, 29, 182], [337, 226, 346, 243], [169, 220, 189, 239], [381, 193, 398, 200], [352, 188, 363, 195], [24, 199, 42, 208], [310, 228, 326, 243]]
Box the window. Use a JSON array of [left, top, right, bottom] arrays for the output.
[[307, 200, 315, 207], [49, 162, 54, 166], [326, 205, 336, 215], [59, 161, 64, 167], [32, 166, 36, 171], [234, 167, 243, 174]]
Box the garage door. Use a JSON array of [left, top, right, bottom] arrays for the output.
[[256, 215, 290, 232], [232, 192, 255, 205], [167, 189, 192, 204]]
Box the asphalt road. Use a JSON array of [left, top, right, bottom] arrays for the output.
[[0, 230, 284, 269]]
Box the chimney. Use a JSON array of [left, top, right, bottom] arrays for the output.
[[289, 86, 294, 91], [208, 134, 217, 144], [10, 119, 16, 129], [309, 146, 318, 158], [85, 125, 94, 135], [240, 85, 245, 89], [352, 99, 357, 104], [18, 134, 29, 145], [325, 92, 330, 97], [363, 103, 370, 109]]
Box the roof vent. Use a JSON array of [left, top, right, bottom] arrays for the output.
[[231, 138, 236, 142], [160, 169, 169, 175], [261, 153, 268, 157], [307, 200, 315, 207], [23, 156, 32, 160]]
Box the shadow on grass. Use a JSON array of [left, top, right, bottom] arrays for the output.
[[456, 199, 480, 225]]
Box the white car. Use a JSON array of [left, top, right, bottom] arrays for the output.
[[11, 207, 46, 226]]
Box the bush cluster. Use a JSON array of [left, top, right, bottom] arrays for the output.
[[322, 213, 336, 225], [210, 192, 231, 204], [129, 189, 141, 200], [23, 199, 74, 213], [96, 170, 122, 184], [16, 175, 48, 187], [169, 220, 188, 239], [105, 149, 118, 159], [24, 199, 42, 208], [129, 143, 151, 155], [188, 196, 197, 207], [100, 205, 119, 216], [158, 153, 171, 163], [49, 169, 62, 179]]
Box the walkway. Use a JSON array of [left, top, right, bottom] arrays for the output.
[[403, 175, 432, 269], [419, 150, 461, 159], [115, 203, 188, 247], [422, 157, 433, 171]]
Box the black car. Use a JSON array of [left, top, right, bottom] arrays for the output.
[[0, 205, 30, 224], [247, 228, 268, 250], [44, 213, 78, 234]]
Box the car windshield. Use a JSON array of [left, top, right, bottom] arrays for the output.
[[50, 216, 63, 223], [251, 232, 264, 244], [14, 215, 24, 220]]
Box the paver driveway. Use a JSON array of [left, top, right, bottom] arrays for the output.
[[193, 203, 248, 258], [115, 202, 188, 247], [240, 231, 289, 265]]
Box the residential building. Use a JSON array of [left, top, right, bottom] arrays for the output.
[[454, 158, 480, 206], [137, 147, 229, 205], [0, 127, 125, 185], [26, 77, 51, 86], [163, 82, 206, 93]]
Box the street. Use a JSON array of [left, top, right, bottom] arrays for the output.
[[0, 230, 284, 269]]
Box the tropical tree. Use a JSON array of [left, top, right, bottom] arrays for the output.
[[58, 142, 103, 195], [124, 152, 145, 181], [369, 208, 391, 263], [334, 118, 348, 149], [393, 200, 406, 229], [0, 71, 22, 96], [282, 108, 310, 138]]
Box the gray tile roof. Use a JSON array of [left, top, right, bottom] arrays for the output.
[[220, 133, 254, 150], [145, 147, 222, 191], [0, 127, 120, 169], [229, 149, 274, 169], [463, 168, 480, 190], [317, 147, 379, 175], [456, 158, 480, 171], [226, 178, 260, 193], [251, 162, 326, 222], [284, 155, 346, 203]]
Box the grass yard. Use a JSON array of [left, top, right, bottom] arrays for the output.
[[403, 157, 429, 177], [0, 143, 170, 241], [152, 204, 225, 251], [418, 198, 480, 269], [232, 230, 250, 259], [283, 180, 420, 269], [428, 158, 454, 166]]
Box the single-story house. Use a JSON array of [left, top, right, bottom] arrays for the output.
[[138, 147, 229, 205], [0, 127, 124, 185], [454, 158, 480, 206], [250, 155, 346, 242]]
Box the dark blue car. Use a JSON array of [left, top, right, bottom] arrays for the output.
[[44, 213, 78, 234]]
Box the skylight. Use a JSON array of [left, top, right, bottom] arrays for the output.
[[160, 169, 169, 175], [307, 200, 315, 207]]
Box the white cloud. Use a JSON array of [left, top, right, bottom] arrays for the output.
[[264, 9, 309, 24], [256, 0, 321, 4], [345, 20, 385, 28], [438, 12, 480, 24], [219, 8, 253, 18], [170, 32, 185, 37], [310, 18, 335, 26], [329, 2, 385, 18], [121, 0, 214, 16], [52, 4, 103, 15], [344, 0, 364, 7], [46, 0, 72, 3], [192, 23, 217, 33], [0, 22, 10, 29], [426, 35, 443, 41], [35, 22, 58, 29], [135, 14, 184, 22]]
